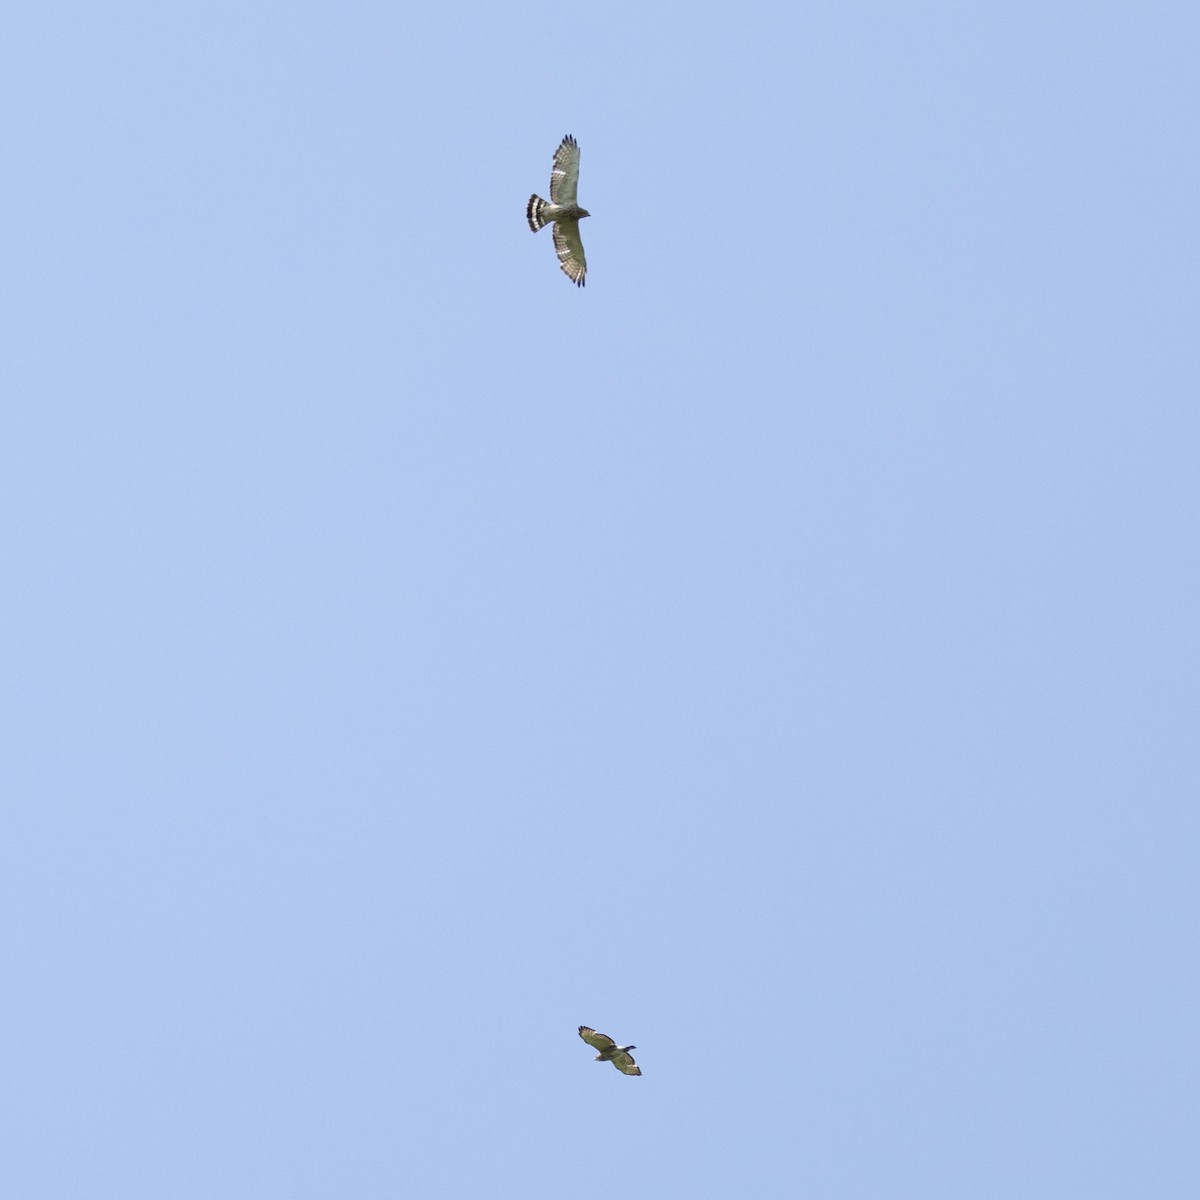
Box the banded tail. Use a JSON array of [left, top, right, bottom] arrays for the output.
[[527, 195, 550, 232]]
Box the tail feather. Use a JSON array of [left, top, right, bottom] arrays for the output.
[[527, 194, 549, 232]]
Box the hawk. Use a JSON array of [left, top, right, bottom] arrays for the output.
[[527, 135, 590, 287], [578, 1025, 641, 1075]]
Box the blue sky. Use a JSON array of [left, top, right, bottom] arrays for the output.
[[3, 1, 1197, 1196]]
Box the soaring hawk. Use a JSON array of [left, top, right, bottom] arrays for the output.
[[578, 1026, 641, 1075], [527, 135, 590, 287]]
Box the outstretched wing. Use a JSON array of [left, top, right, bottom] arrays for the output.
[[609, 1049, 642, 1076], [549, 135, 580, 206], [579, 1026, 616, 1052], [553, 220, 587, 287]]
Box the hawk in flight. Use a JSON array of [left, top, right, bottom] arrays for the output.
[[527, 135, 590, 287], [579, 1025, 641, 1075]]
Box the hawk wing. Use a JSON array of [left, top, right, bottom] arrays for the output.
[[609, 1049, 642, 1076], [549, 134, 580, 206], [553, 220, 587, 287], [578, 1026, 616, 1052]]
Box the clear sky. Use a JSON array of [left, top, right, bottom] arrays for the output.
[[3, 1, 1197, 1196]]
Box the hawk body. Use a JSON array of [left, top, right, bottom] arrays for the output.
[[578, 1025, 641, 1076], [527, 135, 590, 286]]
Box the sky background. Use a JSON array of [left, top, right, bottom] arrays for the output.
[[3, 1, 1198, 1196]]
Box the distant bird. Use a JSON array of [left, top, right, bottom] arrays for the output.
[[527, 135, 590, 287], [579, 1025, 642, 1075]]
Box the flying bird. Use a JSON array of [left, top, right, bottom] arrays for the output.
[[578, 1025, 641, 1076], [527, 135, 590, 287]]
